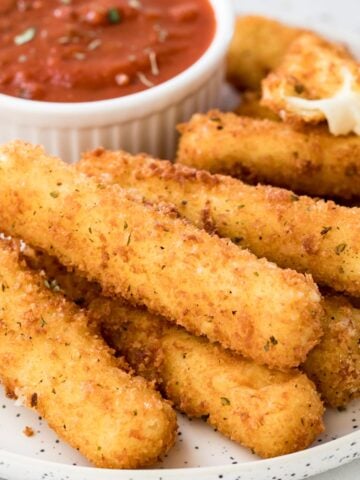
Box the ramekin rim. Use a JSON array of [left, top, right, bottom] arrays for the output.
[[0, 0, 235, 116]]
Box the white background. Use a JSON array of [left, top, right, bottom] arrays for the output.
[[233, 1, 359, 478]]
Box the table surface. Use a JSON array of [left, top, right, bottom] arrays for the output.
[[234, 0, 359, 478]]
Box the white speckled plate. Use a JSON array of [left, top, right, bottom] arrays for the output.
[[0, 390, 359, 480], [0, 18, 360, 480]]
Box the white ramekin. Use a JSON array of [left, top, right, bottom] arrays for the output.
[[0, 1, 234, 163]]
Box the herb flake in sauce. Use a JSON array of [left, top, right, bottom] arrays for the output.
[[107, 8, 122, 24]]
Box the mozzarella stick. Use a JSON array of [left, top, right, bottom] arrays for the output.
[[0, 141, 323, 369], [304, 296, 360, 408], [235, 91, 279, 120], [261, 32, 360, 135], [22, 248, 325, 458], [0, 239, 176, 469], [79, 149, 360, 296], [176, 111, 360, 199], [24, 249, 359, 409], [103, 306, 325, 459], [227, 16, 302, 90]]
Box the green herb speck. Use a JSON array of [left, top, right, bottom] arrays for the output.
[[335, 243, 347, 255], [221, 397, 231, 406], [126, 232, 132, 246], [321, 226, 332, 235], [108, 8, 122, 24]]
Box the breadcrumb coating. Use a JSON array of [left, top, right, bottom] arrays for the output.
[[0, 240, 176, 469], [227, 15, 302, 91], [262, 32, 360, 128], [79, 149, 360, 295], [235, 91, 280, 121], [176, 110, 360, 199], [0, 141, 323, 369], [23, 248, 325, 459], [304, 296, 360, 408]]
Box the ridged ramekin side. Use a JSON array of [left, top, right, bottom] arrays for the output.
[[0, 65, 224, 163]]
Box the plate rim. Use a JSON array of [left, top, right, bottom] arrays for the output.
[[0, 423, 359, 478]]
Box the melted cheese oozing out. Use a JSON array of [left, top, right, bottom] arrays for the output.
[[285, 68, 360, 136]]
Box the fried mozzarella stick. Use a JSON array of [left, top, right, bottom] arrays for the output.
[[0, 240, 176, 469], [304, 296, 360, 408], [262, 32, 360, 135], [22, 249, 325, 458], [25, 248, 359, 409], [235, 91, 280, 121], [0, 141, 323, 369], [79, 149, 360, 296], [227, 16, 302, 90], [103, 306, 325, 459], [177, 111, 360, 199]]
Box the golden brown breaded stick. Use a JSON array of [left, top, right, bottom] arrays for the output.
[[176, 111, 360, 199], [103, 307, 325, 459], [0, 240, 176, 469], [79, 149, 360, 296], [227, 15, 302, 90], [262, 32, 360, 135], [304, 296, 360, 408], [22, 248, 325, 458], [0, 141, 323, 370], [24, 248, 359, 409], [235, 91, 279, 120]]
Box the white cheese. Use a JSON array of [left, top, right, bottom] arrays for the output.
[[285, 67, 360, 136]]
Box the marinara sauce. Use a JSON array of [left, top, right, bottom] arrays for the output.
[[0, 0, 215, 102]]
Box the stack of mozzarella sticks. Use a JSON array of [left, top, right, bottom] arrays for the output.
[[0, 15, 358, 470]]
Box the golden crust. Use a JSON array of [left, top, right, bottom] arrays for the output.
[[22, 249, 325, 459], [261, 32, 360, 125], [235, 91, 280, 121], [80, 148, 360, 296], [0, 239, 177, 469], [304, 296, 360, 408], [25, 246, 359, 409], [176, 110, 360, 199], [0, 141, 323, 369], [227, 15, 302, 90], [105, 308, 325, 459]]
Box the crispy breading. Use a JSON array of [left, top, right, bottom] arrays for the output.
[[0, 240, 177, 469], [79, 148, 360, 296], [24, 247, 359, 409], [261, 32, 360, 134], [227, 15, 302, 90], [0, 141, 323, 369], [22, 248, 325, 459], [104, 307, 325, 459], [304, 296, 360, 408], [235, 91, 280, 120], [176, 110, 360, 199]]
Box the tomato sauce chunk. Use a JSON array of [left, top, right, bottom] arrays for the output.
[[0, 0, 215, 102]]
